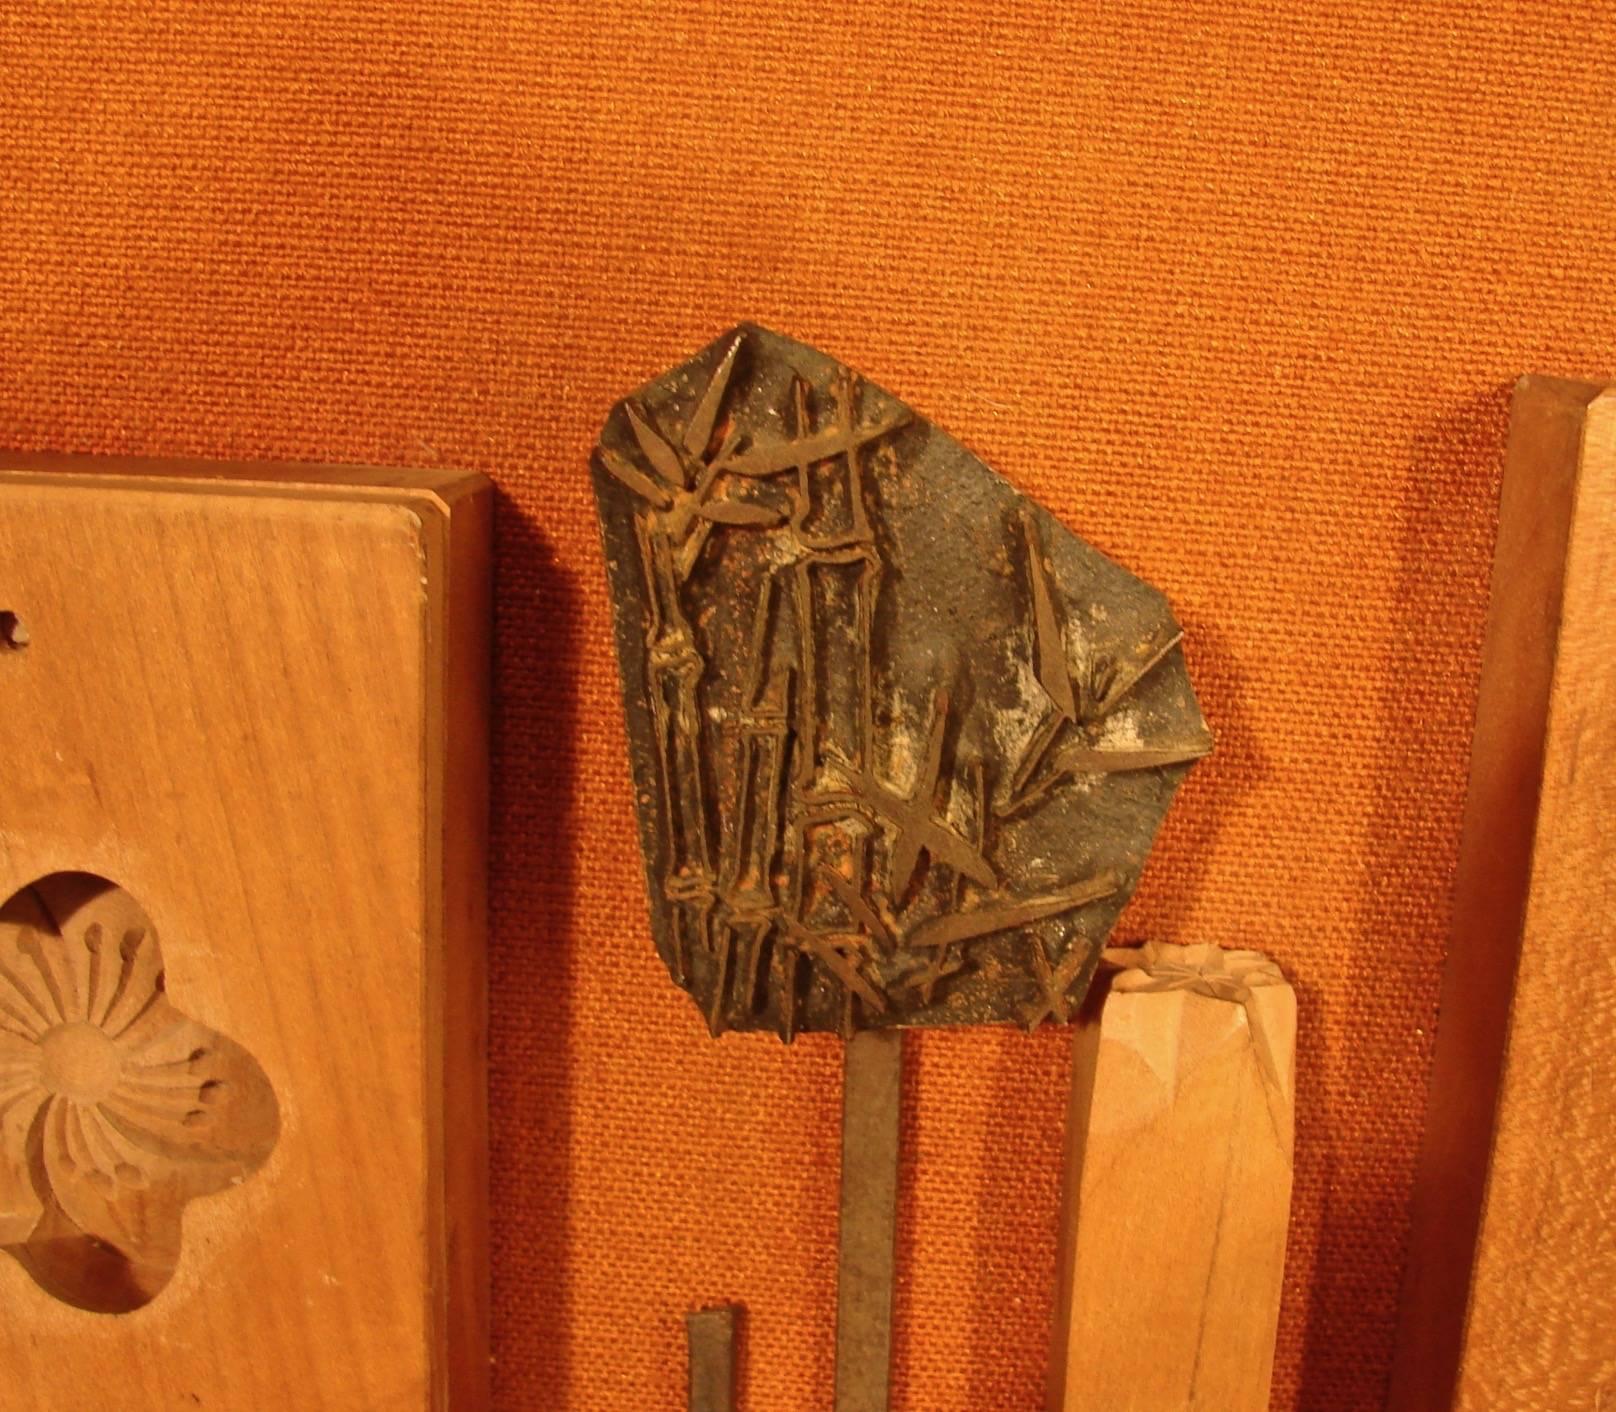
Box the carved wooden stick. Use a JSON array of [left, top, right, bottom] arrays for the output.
[[1048, 943, 1296, 1412]]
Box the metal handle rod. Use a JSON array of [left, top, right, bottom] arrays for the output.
[[686, 1305, 739, 1412], [835, 1028, 905, 1412]]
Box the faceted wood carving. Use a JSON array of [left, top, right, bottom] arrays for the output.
[[1050, 944, 1295, 1412], [593, 325, 1211, 1038], [0, 873, 278, 1312]]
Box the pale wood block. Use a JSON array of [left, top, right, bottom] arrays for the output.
[[0, 454, 491, 1410], [1390, 377, 1616, 1411], [1048, 942, 1295, 1412]]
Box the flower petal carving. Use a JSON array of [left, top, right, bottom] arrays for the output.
[[0, 1058, 44, 1247], [0, 873, 279, 1313]]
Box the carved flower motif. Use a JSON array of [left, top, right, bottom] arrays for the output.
[[0, 874, 278, 1312]]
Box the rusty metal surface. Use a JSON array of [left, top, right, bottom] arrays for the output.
[[834, 1030, 903, 1412], [593, 324, 1209, 1038], [685, 1305, 739, 1412]]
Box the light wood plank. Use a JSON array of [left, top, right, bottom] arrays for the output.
[[1049, 943, 1295, 1412], [1389, 377, 1616, 1411]]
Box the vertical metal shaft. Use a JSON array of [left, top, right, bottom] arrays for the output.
[[686, 1305, 739, 1412], [835, 1028, 904, 1412]]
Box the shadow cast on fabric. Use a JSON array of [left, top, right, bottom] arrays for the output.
[[486, 491, 580, 1403], [1296, 386, 1509, 1408]]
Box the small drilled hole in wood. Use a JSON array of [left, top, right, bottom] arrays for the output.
[[0, 873, 279, 1313], [0, 612, 28, 650]]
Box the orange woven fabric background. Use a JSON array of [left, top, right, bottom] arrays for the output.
[[5, 4, 1615, 1407]]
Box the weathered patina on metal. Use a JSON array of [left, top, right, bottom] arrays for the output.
[[593, 324, 1210, 1040]]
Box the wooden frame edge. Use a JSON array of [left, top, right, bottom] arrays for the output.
[[1387, 375, 1606, 1410]]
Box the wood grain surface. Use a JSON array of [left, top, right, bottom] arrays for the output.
[[1390, 379, 1616, 1411], [0, 457, 491, 1410], [1048, 943, 1295, 1412]]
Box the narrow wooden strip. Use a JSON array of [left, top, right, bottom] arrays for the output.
[[835, 1028, 903, 1412], [1049, 943, 1295, 1412], [685, 1305, 740, 1412], [1389, 377, 1616, 1410]]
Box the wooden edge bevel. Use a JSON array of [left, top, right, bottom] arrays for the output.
[[420, 472, 493, 1411], [0, 449, 481, 505]]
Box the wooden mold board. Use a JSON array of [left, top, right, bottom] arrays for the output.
[[1389, 378, 1616, 1411], [0, 454, 491, 1410]]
